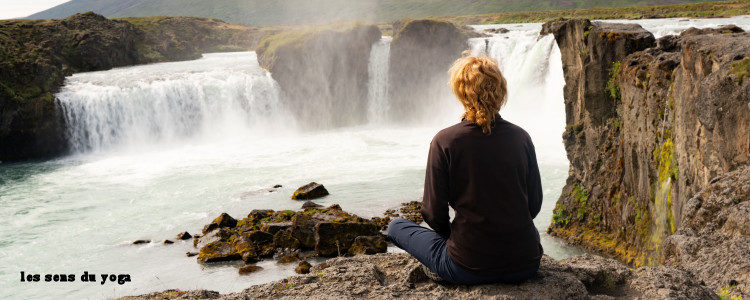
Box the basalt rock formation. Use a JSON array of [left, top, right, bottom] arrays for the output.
[[543, 19, 748, 298], [255, 22, 381, 128], [388, 19, 468, 122], [0, 12, 275, 162], [124, 253, 717, 299]]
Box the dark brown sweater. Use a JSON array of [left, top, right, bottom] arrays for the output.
[[421, 115, 543, 275]]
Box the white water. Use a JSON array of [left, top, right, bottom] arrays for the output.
[[367, 36, 392, 124], [3, 16, 749, 299]]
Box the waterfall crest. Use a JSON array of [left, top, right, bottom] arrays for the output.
[[367, 36, 392, 124]]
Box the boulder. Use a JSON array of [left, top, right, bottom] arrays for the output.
[[132, 240, 150, 245], [176, 231, 192, 240], [301, 201, 323, 209], [314, 222, 381, 257], [242, 252, 259, 264], [277, 253, 301, 264], [238, 265, 263, 275], [291, 182, 329, 200], [260, 222, 292, 235], [347, 235, 387, 255], [273, 229, 301, 249], [163, 240, 174, 245], [295, 261, 312, 274], [197, 241, 241, 263]]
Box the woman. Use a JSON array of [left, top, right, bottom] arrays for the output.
[[387, 53, 543, 285]]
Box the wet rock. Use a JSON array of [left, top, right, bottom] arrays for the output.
[[273, 184, 282, 188], [347, 235, 387, 255], [194, 228, 233, 249], [291, 182, 329, 200], [163, 239, 174, 245], [242, 252, 259, 264], [260, 222, 292, 235], [211, 213, 237, 229], [273, 229, 301, 249], [240, 230, 273, 245], [197, 241, 241, 263], [388, 19, 467, 122], [680, 25, 744, 37], [256, 23, 381, 127], [186, 252, 198, 257], [176, 231, 192, 240], [295, 261, 312, 274], [238, 265, 263, 275], [132, 240, 150, 245], [301, 201, 322, 209], [485, 27, 509, 34], [315, 222, 381, 257], [277, 253, 301, 264]]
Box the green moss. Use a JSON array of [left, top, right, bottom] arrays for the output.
[[607, 61, 621, 100], [654, 138, 678, 182], [573, 183, 588, 221], [731, 57, 750, 83], [552, 202, 567, 225], [579, 49, 588, 57]]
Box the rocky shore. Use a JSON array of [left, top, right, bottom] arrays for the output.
[[124, 252, 719, 299]]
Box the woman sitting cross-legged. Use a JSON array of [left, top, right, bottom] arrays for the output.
[[387, 53, 543, 285]]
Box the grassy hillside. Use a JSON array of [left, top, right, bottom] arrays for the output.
[[27, 0, 725, 26]]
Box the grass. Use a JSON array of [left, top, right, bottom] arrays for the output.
[[26, 0, 750, 26], [607, 61, 622, 100], [731, 57, 750, 83], [442, 0, 750, 25]]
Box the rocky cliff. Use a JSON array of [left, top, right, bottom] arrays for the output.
[[388, 19, 468, 122], [0, 12, 276, 162], [543, 19, 748, 298], [255, 22, 381, 128]]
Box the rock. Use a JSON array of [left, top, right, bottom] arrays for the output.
[[273, 184, 282, 188], [485, 27, 509, 34], [197, 241, 241, 263], [277, 253, 301, 264], [242, 252, 259, 264], [273, 229, 302, 249], [388, 19, 468, 122], [256, 23, 381, 128], [289, 214, 317, 249], [213, 213, 238, 229], [347, 235, 387, 255], [241, 230, 274, 245], [260, 222, 292, 235], [193, 228, 233, 249], [543, 18, 749, 270], [630, 266, 719, 299], [176, 231, 192, 240], [163, 240, 174, 245], [291, 182, 329, 200], [561, 254, 632, 296], [132, 240, 150, 245], [663, 166, 750, 298], [186, 252, 198, 257], [238, 265, 263, 275], [295, 261, 312, 274], [680, 25, 744, 37], [301, 201, 322, 209], [314, 222, 381, 257]]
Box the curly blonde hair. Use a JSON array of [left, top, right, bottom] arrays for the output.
[[449, 52, 508, 134]]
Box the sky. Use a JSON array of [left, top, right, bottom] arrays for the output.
[[0, 0, 70, 19]]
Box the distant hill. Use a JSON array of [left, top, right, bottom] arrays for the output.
[[27, 0, 716, 26]]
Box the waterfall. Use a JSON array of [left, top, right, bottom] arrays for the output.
[[367, 36, 392, 124], [57, 52, 294, 153], [469, 24, 567, 164]]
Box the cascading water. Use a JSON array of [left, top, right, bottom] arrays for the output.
[[57, 52, 295, 153], [469, 24, 567, 164], [367, 36, 392, 124]]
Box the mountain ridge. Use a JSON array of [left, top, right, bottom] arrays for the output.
[[27, 0, 715, 26]]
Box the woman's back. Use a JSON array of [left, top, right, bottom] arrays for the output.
[[421, 115, 543, 276]]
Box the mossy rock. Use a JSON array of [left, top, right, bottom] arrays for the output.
[[238, 265, 263, 275], [291, 182, 329, 200], [347, 235, 387, 255], [314, 222, 381, 257], [198, 241, 241, 263]]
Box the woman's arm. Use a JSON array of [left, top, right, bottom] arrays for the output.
[[420, 136, 451, 238], [526, 139, 543, 219]]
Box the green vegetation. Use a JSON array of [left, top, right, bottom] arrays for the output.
[[447, 0, 750, 25], [718, 284, 743, 300], [552, 202, 568, 225], [654, 138, 679, 182], [607, 61, 622, 100], [573, 183, 589, 221], [731, 57, 750, 83], [26, 0, 750, 26]]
